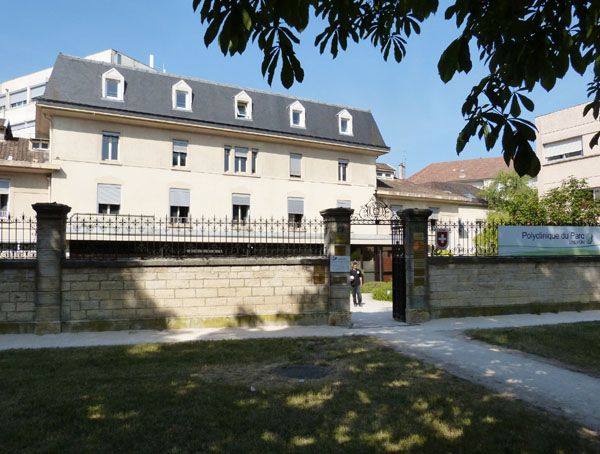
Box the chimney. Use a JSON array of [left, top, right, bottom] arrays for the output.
[[397, 162, 405, 179], [149, 54, 155, 69]]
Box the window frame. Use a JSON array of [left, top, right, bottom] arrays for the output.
[[337, 109, 353, 136], [101, 132, 120, 161], [172, 139, 188, 167], [232, 193, 251, 224], [290, 153, 302, 178], [169, 188, 191, 223], [0, 179, 10, 219], [101, 68, 125, 101], [97, 183, 121, 215], [338, 159, 349, 182], [289, 101, 306, 128], [172, 80, 192, 111], [234, 91, 253, 120]]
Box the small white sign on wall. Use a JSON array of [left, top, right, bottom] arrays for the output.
[[330, 255, 351, 272]]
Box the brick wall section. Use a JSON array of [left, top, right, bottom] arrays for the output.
[[61, 258, 330, 330], [0, 262, 36, 331], [428, 256, 600, 317]]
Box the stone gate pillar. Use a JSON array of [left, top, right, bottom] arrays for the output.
[[33, 203, 71, 334], [400, 208, 432, 324], [320, 207, 353, 326]]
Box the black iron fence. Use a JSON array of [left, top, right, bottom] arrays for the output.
[[428, 219, 600, 256], [0, 215, 37, 259], [66, 214, 325, 259]]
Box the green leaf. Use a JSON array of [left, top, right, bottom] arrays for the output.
[[518, 94, 535, 112], [510, 96, 521, 117], [281, 55, 294, 88], [438, 38, 461, 83], [513, 142, 541, 177], [590, 131, 600, 149]]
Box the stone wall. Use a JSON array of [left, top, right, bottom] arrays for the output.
[[428, 256, 600, 317], [60, 258, 331, 331], [0, 262, 36, 333]]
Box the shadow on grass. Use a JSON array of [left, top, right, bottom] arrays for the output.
[[0, 336, 598, 453]]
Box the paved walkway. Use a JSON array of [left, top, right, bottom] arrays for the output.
[[2, 295, 600, 432]]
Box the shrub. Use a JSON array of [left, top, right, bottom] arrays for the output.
[[361, 281, 388, 294], [372, 281, 393, 301]]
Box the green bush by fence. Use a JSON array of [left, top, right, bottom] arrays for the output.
[[372, 281, 393, 302], [361, 281, 388, 294]]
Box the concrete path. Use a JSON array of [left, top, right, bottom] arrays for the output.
[[2, 294, 600, 432]]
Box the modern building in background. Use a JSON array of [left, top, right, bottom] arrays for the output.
[[535, 103, 600, 196], [0, 50, 155, 139]]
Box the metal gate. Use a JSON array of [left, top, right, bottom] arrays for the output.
[[350, 197, 406, 321], [391, 218, 406, 322]]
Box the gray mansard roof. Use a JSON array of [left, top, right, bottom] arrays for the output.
[[41, 54, 389, 152]]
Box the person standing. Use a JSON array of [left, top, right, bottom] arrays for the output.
[[349, 262, 363, 306]]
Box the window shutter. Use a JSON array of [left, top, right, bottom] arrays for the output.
[[290, 154, 302, 176], [97, 184, 121, 205], [544, 137, 583, 158], [0, 179, 10, 195], [235, 147, 248, 157], [30, 85, 46, 99], [173, 140, 188, 153], [0, 95, 5, 108], [288, 197, 304, 214], [170, 188, 190, 207], [232, 193, 250, 205], [10, 90, 27, 104], [336, 200, 351, 208]]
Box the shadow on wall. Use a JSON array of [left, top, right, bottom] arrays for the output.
[[60, 261, 330, 332]]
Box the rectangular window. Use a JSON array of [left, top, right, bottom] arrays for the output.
[[251, 149, 258, 174], [544, 137, 583, 162], [10, 90, 27, 108], [290, 153, 302, 178], [336, 200, 351, 208], [340, 118, 348, 133], [236, 101, 248, 118], [232, 193, 250, 224], [390, 205, 403, 218], [224, 146, 231, 171], [594, 188, 600, 201], [30, 84, 46, 102], [170, 189, 190, 223], [292, 110, 301, 126], [172, 140, 188, 167], [288, 197, 304, 227], [0, 179, 9, 218], [0, 95, 5, 112], [31, 140, 49, 150], [429, 207, 440, 228], [235, 147, 248, 173], [105, 79, 119, 99], [176, 91, 187, 109], [101, 132, 119, 161], [97, 184, 121, 214], [338, 159, 348, 182]]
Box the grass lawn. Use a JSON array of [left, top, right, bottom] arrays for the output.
[[465, 321, 600, 378], [1, 336, 599, 453]]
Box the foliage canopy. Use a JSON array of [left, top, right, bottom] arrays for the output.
[[193, 0, 600, 177], [478, 172, 600, 225]]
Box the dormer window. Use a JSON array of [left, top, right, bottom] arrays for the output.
[[234, 91, 252, 120], [289, 101, 305, 128], [172, 80, 192, 111], [337, 109, 353, 136], [101, 68, 125, 101]]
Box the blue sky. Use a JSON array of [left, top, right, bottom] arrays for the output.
[[1, 0, 592, 176]]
